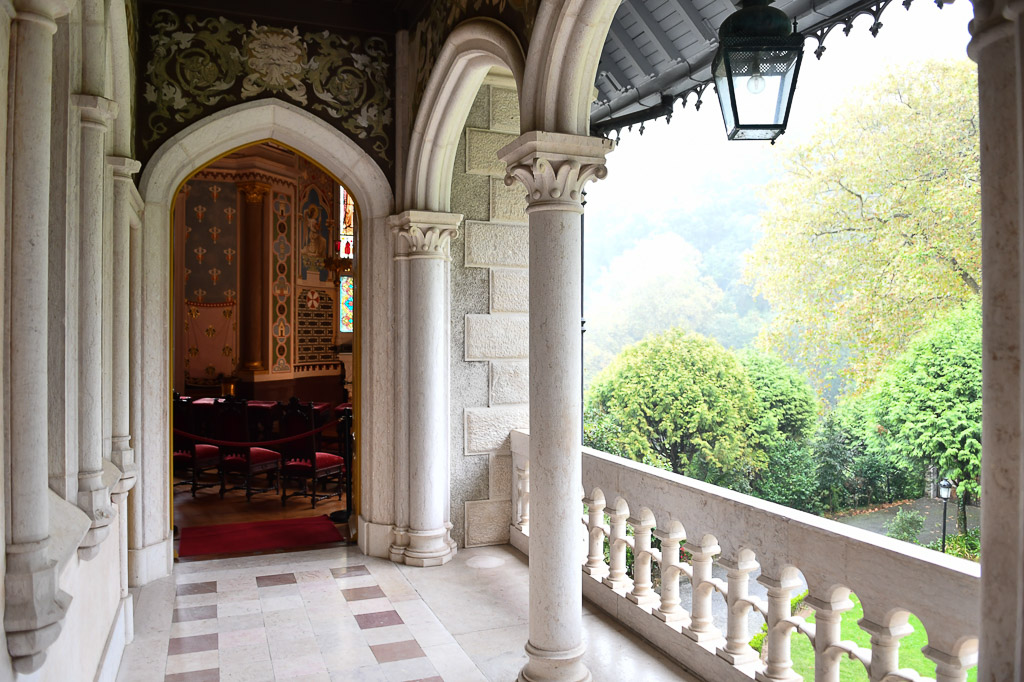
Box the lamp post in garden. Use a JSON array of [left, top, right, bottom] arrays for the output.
[[938, 478, 954, 553]]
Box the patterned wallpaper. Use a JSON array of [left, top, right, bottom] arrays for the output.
[[183, 180, 238, 303], [411, 0, 539, 113], [137, 7, 395, 175]]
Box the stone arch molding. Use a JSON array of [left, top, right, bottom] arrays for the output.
[[138, 99, 396, 562], [520, 0, 620, 135], [403, 18, 526, 212]]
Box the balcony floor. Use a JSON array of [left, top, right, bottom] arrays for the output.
[[118, 542, 698, 681]]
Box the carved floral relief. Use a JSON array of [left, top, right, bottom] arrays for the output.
[[139, 9, 394, 171]]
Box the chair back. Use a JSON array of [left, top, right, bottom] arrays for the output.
[[215, 396, 250, 458], [173, 397, 197, 454], [280, 398, 317, 465], [336, 405, 354, 458]]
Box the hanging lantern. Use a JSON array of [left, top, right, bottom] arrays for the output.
[[712, 0, 805, 142]]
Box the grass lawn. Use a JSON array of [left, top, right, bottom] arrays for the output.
[[788, 594, 977, 681]]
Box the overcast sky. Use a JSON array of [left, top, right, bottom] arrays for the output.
[[584, 0, 975, 237]]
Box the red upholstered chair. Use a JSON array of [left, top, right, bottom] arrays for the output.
[[279, 398, 346, 509], [173, 396, 220, 497], [215, 396, 280, 501]]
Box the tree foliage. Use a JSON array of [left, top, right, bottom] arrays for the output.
[[863, 303, 982, 529], [740, 350, 818, 450], [586, 329, 765, 490], [745, 59, 980, 394]]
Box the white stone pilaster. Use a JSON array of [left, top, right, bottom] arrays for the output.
[[969, 0, 1024, 677], [5, 1, 75, 673], [74, 92, 118, 558], [500, 131, 614, 682], [388, 211, 462, 567]]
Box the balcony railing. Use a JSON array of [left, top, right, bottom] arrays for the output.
[[509, 429, 980, 682]]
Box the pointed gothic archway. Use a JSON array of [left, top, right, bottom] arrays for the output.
[[134, 99, 396, 579]]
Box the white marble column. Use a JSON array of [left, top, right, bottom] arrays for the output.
[[109, 156, 140, 639], [500, 132, 613, 682], [388, 211, 461, 567], [75, 92, 118, 558], [5, 0, 74, 672], [390, 231, 411, 562], [969, 0, 1024, 677], [109, 157, 140, 474]]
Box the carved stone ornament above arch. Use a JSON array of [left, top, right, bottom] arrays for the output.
[[136, 6, 395, 177]]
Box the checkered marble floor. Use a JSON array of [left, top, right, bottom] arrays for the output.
[[120, 546, 483, 682], [118, 543, 696, 682]]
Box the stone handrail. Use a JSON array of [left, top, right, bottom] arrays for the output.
[[509, 429, 980, 682]]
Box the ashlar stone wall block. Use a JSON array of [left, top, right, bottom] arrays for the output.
[[466, 128, 518, 176], [490, 360, 529, 405], [489, 453, 513, 501], [490, 268, 529, 313], [465, 405, 530, 454], [465, 499, 512, 547], [464, 221, 528, 269], [465, 314, 529, 360], [490, 177, 529, 222], [490, 87, 520, 134]]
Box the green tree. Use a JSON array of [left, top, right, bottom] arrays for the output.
[[740, 350, 818, 450], [586, 329, 765, 490], [745, 59, 980, 394], [865, 303, 982, 532]]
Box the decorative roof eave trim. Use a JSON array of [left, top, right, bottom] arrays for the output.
[[590, 0, 939, 137]]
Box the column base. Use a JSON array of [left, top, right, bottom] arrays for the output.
[[357, 516, 394, 559], [128, 537, 173, 586], [77, 477, 115, 560], [717, 645, 760, 666], [519, 641, 591, 682], [389, 526, 409, 563], [403, 528, 456, 567], [4, 541, 72, 674]]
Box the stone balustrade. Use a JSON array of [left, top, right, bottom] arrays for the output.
[[509, 429, 980, 682]]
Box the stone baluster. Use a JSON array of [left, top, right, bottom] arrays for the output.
[[5, 0, 74, 672], [602, 506, 629, 591], [804, 593, 853, 682], [515, 461, 530, 533], [582, 495, 607, 578], [684, 540, 722, 643], [860, 618, 912, 682], [718, 556, 760, 666], [238, 182, 270, 371], [627, 514, 657, 607], [653, 526, 687, 624], [923, 646, 975, 682], [755, 574, 803, 682], [500, 131, 613, 682], [388, 211, 462, 567]]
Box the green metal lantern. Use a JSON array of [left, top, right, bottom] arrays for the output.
[[712, 0, 805, 142]]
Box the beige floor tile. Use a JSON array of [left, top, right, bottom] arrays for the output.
[[164, 649, 220, 675]]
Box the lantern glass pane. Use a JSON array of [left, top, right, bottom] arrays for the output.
[[730, 47, 798, 127], [713, 53, 737, 135]]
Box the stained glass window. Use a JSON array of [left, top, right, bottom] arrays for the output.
[[338, 189, 355, 333]]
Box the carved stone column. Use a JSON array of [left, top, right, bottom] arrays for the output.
[[75, 93, 119, 558], [238, 182, 270, 371], [5, 0, 75, 672], [969, 0, 1024, 677], [388, 210, 462, 567], [390, 229, 411, 563], [500, 131, 614, 682], [109, 157, 140, 475]]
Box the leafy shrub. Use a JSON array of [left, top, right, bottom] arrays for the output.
[[925, 527, 980, 562], [884, 508, 924, 544]]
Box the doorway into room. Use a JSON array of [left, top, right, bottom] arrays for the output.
[[170, 140, 359, 558]]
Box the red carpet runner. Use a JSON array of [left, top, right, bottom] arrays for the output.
[[178, 515, 344, 557]]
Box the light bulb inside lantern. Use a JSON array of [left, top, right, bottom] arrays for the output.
[[747, 73, 766, 95]]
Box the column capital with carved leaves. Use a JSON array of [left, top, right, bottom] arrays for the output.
[[237, 181, 272, 203], [388, 210, 462, 261], [499, 131, 614, 214]]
